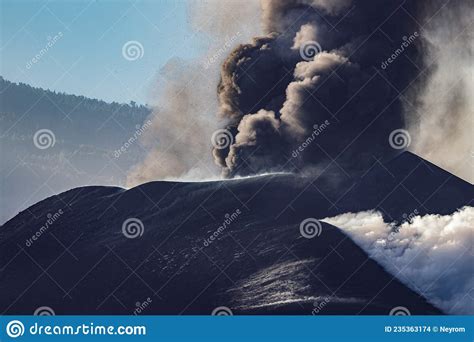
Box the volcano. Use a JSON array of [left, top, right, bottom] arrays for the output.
[[0, 152, 472, 315]]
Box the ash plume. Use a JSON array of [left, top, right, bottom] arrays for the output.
[[213, 0, 425, 177], [129, 0, 471, 184]]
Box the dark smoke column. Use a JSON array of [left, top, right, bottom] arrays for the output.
[[213, 0, 423, 178]]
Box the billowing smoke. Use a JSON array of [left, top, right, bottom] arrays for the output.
[[126, 59, 218, 186], [129, 0, 471, 184], [126, 0, 262, 186], [406, 1, 474, 183], [322, 207, 474, 314], [214, 0, 424, 177]]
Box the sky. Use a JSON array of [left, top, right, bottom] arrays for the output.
[[0, 0, 206, 105]]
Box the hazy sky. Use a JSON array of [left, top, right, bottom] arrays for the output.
[[0, 0, 206, 105]]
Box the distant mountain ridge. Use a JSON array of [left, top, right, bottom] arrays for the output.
[[0, 77, 151, 224], [0, 77, 149, 121]]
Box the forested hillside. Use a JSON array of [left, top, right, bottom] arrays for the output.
[[0, 77, 152, 223]]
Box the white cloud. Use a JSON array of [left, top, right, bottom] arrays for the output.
[[322, 206, 474, 314]]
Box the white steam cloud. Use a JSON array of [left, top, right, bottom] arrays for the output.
[[407, 2, 474, 183], [322, 207, 474, 314]]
